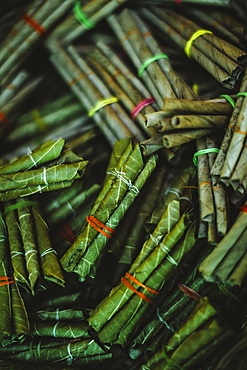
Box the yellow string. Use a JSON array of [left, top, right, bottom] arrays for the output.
[[88, 97, 118, 117], [184, 30, 213, 58], [192, 84, 199, 95]]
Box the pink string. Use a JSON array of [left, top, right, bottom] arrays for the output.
[[131, 97, 155, 118]]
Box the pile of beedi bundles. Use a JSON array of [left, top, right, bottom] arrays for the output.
[[1, 0, 247, 369]]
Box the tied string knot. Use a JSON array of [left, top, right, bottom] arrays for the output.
[[86, 215, 114, 238], [0, 276, 15, 287], [121, 272, 159, 303], [107, 169, 139, 195]]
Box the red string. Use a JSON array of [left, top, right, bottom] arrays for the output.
[[175, 0, 182, 4], [22, 14, 46, 35], [178, 283, 201, 301], [86, 215, 114, 238], [0, 277, 15, 287], [0, 111, 10, 127], [131, 97, 156, 118], [59, 223, 76, 244], [121, 273, 159, 303], [240, 205, 247, 213]]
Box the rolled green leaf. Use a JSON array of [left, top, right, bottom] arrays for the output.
[[73, 151, 157, 280], [32, 203, 65, 287], [10, 281, 30, 343], [16, 198, 40, 294], [166, 297, 218, 353], [0, 139, 65, 174], [32, 320, 90, 339], [0, 211, 12, 343], [89, 212, 190, 335], [60, 141, 153, 279], [4, 201, 29, 291]]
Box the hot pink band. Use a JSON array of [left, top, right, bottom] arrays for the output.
[[131, 97, 156, 118]]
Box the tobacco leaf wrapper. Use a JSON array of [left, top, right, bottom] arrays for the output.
[[199, 207, 247, 284]]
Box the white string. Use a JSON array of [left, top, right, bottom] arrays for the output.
[[43, 167, 48, 185], [156, 308, 176, 333], [67, 202, 75, 213], [161, 244, 170, 254], [25, 249, 38, 256], [107, 169, 139, 195], [40, 248, 57, 257], [166, 254, 178, 266], [52, 321, 59, 338], [27, 148, 37, 167], [150, 233, 163, 246], [10, 251, 24, 259], [38, 185, 44, 193], [179, 196, 192, 204], [66, 342, 74, 365], [56, 308, 59, 321], [165, 188, 182, 197]]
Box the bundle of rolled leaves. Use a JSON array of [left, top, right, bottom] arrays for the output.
[[61, 138, 157, 281], [0, 138, 88, 201]]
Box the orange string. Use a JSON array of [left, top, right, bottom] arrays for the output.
[[213, 185, 223, 191], [125, 272, 159, 294], [121, 277, 153, 303], [199, 182, 211, 187], [0, 277, 15, 287], [240, 205, 247, 213], [22, 14, 46, 35], [234, 129, 247, 135], [86, 215, 114, 238], [121, 273, 159, 303]]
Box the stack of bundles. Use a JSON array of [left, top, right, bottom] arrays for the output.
[[0, 1, 247, 369]]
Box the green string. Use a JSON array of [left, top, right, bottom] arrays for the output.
[[4, 200, 39, 215], [237, 92, 247, 97], [220, 94, 235, 108], [74, 1, 95, 30], [193, 148, 220, 166], [138, 53, 169, 77]]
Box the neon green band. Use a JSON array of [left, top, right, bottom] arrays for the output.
[[193, 148, 219, 166], [220, 94, 235, 108], [138, 54, 169, 77], [74, 1, 95, 30], [237, 92, 247, 97]]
